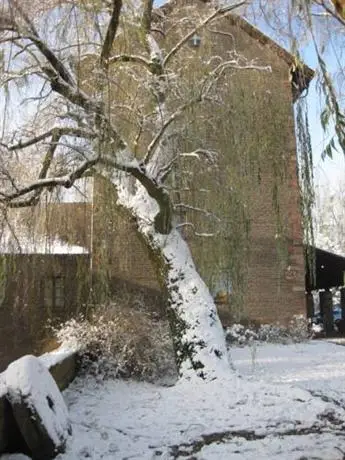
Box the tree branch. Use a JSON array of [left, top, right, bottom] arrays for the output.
[[176, 222, 218, 238], [1, 156, 100, 208], [8, 0, 76, 86], [144, 98, 201, 165], [100, 0, 123, 70], [174, 203, 221, 222], [100, 156, 172, 233], [142, 0, 154, 33], [2, 127, 96, 151], [38, 131, 61, 180], [316, 0, 345, 27], [163, 1, 247, 67], [108, 54, 153, 70]]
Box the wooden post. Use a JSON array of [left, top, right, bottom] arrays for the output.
[[341, 287, 345, 321], [320, 290, 333, 336], [306, 293, 314, 318]]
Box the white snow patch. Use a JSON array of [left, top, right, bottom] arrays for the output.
[[147, 35, 163, 63], [5, 355, 71, 447], [0, 373, 6, 398], [0, 235, 88, 255], [0, 455, 31, 460], [40, 347, 77, 370], [54, 340, 345, 459], [231, 340, 345, 395]]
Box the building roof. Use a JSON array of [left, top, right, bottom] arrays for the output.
[[306, 247, 345, 291], [154, 0, 314, 101], [0, 234, 89, 255], [225, 15, 314, 101]]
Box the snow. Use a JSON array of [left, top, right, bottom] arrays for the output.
[[0, 235, 88, 255], [5, 355, 71, 448], [27, 340, 344, 460], [231, 340, 345, 402], [51, 178, 93, 203], [0, 374, 5, 398], [147, 35, 163, 63], [39, 347, 77, 369], [162, 229, 229, 381], [0, 456, 31, 460]]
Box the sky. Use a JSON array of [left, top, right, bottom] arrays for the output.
[[302, 47, 345, 193]]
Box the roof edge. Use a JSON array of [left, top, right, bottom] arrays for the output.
[[153, 2, 315, 102], [225, 15, 314, 101]]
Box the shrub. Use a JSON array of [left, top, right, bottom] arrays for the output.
[[51, 303, 177, 383], [225, 315, 310, 346]]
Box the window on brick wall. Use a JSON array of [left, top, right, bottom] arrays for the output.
[[44, 276, 65, 310]]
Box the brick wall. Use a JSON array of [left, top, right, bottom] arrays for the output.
[[91, 177, 164, 311], [159, 1, 306, 325], [0, 254, 90, 372]]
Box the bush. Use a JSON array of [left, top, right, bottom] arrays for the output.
[[225, 315, 310, 346], [51, 303, 177, 383]]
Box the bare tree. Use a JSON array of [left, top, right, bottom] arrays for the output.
[[0, 0, 271, 381]]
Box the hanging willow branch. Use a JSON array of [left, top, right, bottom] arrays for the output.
[[296, 97, 315, 283]]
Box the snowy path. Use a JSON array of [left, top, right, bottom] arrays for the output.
[[3, 340, 345, 459], [231, 340, 345, 410], [57, 340, 345, 459]]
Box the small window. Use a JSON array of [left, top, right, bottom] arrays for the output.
[[189, 34, 201, 48], [44, 276, 65, 310]]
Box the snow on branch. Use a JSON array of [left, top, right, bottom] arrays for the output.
[[0, 155, 100, 208], [108, 54, 153, 70], [315, 0, 345, 27], [174, 203, 221, 222], [144, 98, 203, 165], [176, 222, 218, 238], [157, 149, 218, 184], [180, 149, 218, 165]]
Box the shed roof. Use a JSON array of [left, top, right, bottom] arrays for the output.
[[306, 247, 345, 291]]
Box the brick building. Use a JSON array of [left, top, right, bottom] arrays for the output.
[[0, 0, 314, 368]]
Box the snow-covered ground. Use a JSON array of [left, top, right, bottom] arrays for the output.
[[3, 340, 345, 459]]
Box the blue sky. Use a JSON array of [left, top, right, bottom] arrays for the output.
[[300, 43, 345, 192]]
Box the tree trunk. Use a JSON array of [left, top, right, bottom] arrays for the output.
[[159, 230, 230, 381], [114, 173, 230, 381]]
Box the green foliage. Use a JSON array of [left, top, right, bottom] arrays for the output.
[[317, 54, 345, 159], [296, 97, 315, 280]]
